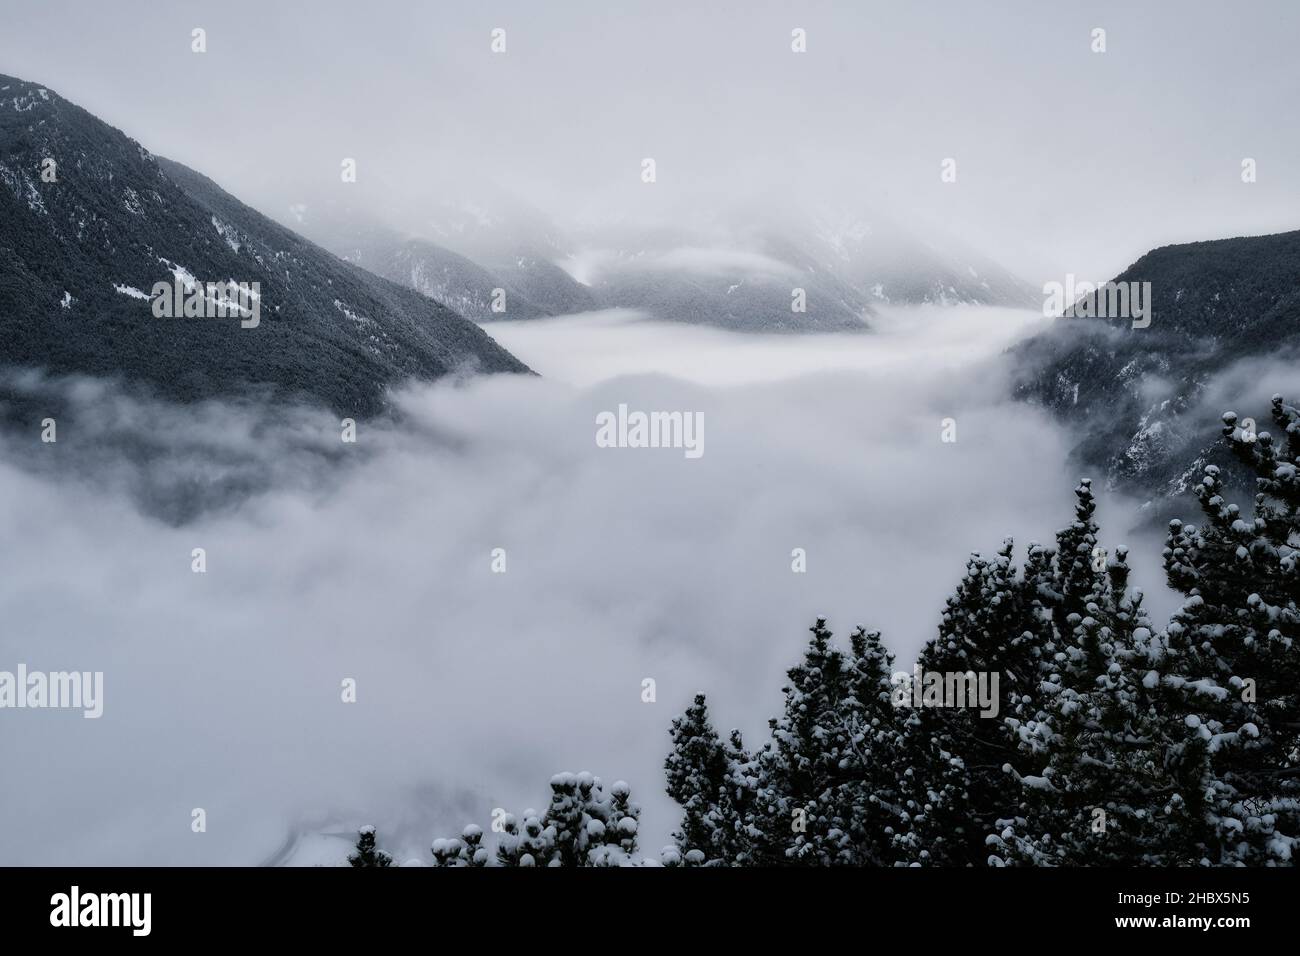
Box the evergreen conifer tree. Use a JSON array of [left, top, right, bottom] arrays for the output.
[[899, 537, 1060, 864], [429, 772, 641, 866], [347, 825, 393, 868], [664, 693, 747, 864], [1156, 399, 1300, 864]]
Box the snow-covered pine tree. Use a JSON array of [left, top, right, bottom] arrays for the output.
[[899, 536, 1060, 865], [993, 542, 1208, 865], [430, 826, 492, 866], [573, 775, 641, 866], [654, 403, 1300, 867], [431, 773, 642, 866], [726, 619, 914, 865], [664, 693, 750, 865], [515, 812, 552, 867], [744, 619, 853, 864], [1156, 398, 1300, 864], [430, 836, 468, 867], [494, 813, 523, 867], [539, 772, 588, 866], [998, 397, 1300, 866], [602, 779, 641, 861], [528, 772, 645, 866], [722, 729, 760, 865], [665, 694, 726, 854], [834, 625, 913, 864], [347, 825, 393, 867], [461, 825, 489, 867], [1053, 479, 1102, 632]]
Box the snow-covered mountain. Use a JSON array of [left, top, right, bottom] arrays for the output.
[[285, 201, 568, 323], [1013, 228, 1300, 509], [556, 226, 876, 333], [0, 74, 529, 417], [556, 209, 1037, 331], [409, 197, 599, 317], [789, 210, 1042, 309], [296, 196, 1036, 333]]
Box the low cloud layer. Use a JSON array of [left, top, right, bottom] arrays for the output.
[[557, 247, 802, 286], [0, 307, 1175, 864]]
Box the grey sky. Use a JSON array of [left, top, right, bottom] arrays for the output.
[[2, 0, 1297, 282]]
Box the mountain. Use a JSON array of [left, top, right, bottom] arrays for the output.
[[557, 210, 1037, 331], [298, 195, 599, 319], [286, 201, 558, 322], [401, 197, 598, 317], [560, 226, 875, 333], [793, 211, 1042, 309], [0, 74, 529, 418], [1012, 229, 1300, 508], [302, 198, 1035, 333]]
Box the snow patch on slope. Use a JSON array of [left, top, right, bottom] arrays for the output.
[[212, 216, 242, 253]]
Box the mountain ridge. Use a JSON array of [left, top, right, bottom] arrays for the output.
[[0, 73, 529, 419], [294, 196, 1039, 333], [1012, 227, 1300, 509]]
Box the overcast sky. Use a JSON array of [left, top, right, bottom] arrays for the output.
[[2, 0, 1297, 282]]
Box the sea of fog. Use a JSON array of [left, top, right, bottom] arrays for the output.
[[0, 306, 1180, 865]]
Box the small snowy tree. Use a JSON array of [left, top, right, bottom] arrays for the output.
[[430, 836, 468, 867], [461, 825, 489, 867], [429, 773, 642, 866], [348, 825, 393, 868], [515, 812, 551, 867], [665, 694, 747, 864]]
